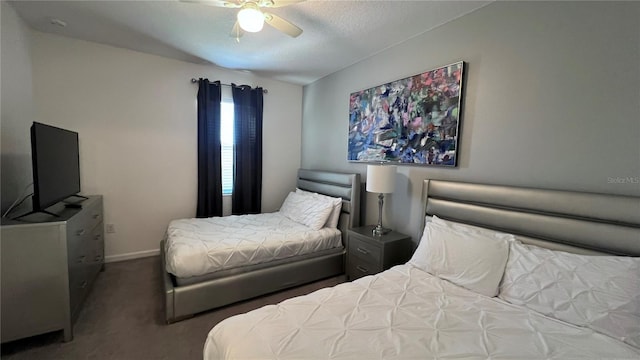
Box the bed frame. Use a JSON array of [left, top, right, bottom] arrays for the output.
[[422, 180, 640, 256], [162, 169, 361, 323]]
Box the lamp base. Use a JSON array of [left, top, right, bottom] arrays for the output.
[[372, 225, 391, 236]]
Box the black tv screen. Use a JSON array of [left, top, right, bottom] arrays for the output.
[[31, 122, 81, 211]]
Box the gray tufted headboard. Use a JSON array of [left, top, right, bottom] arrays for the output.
[[423, 180, 640, 256]]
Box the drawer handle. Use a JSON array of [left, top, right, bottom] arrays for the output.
[[92, 214, 100, 219], [76, 229, 86, 236], [77, 255, 86, 264], [356, 265, 368, 273], [80, 281, 88, 289], [94, 234, 102, 241], [356, 247, 369, 255], [95, 255, 102, 262]]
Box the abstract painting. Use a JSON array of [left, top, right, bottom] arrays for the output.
[[348, 61, 464, 166]]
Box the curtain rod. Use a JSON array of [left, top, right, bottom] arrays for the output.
[[190, 78, 268, 94]]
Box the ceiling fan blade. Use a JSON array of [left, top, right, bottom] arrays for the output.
[[264, 12, 303, 37], [180, 0, 242, 8], [230, 21, 245, 41], [258, 0, 306, 8]]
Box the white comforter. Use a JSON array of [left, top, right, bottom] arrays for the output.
[[165, 212, 342, 278], [204, 264, 640, 359]]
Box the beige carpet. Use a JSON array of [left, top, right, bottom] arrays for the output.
[[1, 256, 345, 359]]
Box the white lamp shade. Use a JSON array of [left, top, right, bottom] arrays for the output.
[[237, 6, 264, 32], [366, 165, 396, 193]]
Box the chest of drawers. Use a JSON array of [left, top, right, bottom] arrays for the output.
[[1, 195, 104, 343]]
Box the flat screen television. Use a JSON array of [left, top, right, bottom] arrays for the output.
[[30, 122, 81, 213]]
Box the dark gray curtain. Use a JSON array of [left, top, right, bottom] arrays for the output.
[[231, 85, 263, 215], [196, 79, 223, 218]]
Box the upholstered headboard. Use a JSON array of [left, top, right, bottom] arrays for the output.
[[297, 169, 361, 232], [423, 180, 640, 256]]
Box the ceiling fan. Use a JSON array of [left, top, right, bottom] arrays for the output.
[[182, 0, 305, 39]]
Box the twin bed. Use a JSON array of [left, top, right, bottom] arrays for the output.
[[161, 169, 361, 323], [200, 178, 640, 359]]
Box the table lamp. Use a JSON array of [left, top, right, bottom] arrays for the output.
[[366, 164, 396, 236]]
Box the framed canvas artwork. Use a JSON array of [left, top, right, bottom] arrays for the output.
[[348, 61, 465, 166]]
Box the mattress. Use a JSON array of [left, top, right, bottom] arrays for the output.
[[165, 212, 342, 278], [204, 264, 640, 359], [174, 247, 344, 286]]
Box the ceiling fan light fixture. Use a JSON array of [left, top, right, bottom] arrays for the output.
[[237, 4, 264, 33]]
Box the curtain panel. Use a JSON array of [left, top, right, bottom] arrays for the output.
[[196, 79, 223, 218], [231, 85, 264, 215]]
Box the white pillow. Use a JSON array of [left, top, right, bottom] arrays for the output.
[[296, 188, 342, 228], [499, 242, 640, 348], [431, 215, 516, 242], [279, 192, 334, 230], [409, 220, 512, 297]]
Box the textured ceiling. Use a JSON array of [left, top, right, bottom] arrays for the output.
[[10, 0, 490, 85]]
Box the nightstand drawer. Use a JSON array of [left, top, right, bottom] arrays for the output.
[[349, 236, 381, 263], [346, 226, 412, 281], [347, 256, 381, 280]]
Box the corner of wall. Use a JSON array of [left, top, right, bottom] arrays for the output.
[[1, 1, 36, 213]]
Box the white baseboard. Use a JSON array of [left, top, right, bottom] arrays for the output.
[[105, 249, 160, 263]]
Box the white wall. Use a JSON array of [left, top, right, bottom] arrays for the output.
[[1, 2, 36, 214], [29, 32, 302, 261], [301, 1, 640, 243]]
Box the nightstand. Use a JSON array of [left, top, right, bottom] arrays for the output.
[[346, 226, 412, 280]]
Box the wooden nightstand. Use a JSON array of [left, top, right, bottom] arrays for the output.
[[346, 226, 412, 280]]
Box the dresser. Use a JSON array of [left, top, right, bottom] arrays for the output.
[[346, 226, 412, 280], [0, 195, 104, 343]]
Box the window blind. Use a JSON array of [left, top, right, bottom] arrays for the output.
[[221, 101, 234, 195]]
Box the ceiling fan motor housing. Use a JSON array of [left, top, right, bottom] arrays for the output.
[[237, 2, 265, 32]]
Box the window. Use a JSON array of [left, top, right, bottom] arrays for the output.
[[221, 100, 234, 195]]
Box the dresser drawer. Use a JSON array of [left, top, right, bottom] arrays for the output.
[[66, 230, 91, 269], [69, 267, 90, 319], [349, 236, 381, 263], [66, 199, 102, 247], [89, 223, 104, 263], [85, 199, 102, 229], [66, 217, 89, 250], [87, 224, 104, 280]]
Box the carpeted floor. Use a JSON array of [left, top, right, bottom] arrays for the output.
[[1, 256, 345, 360]]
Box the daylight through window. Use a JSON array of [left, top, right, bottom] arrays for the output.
[[221, 101, 234, 195]]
